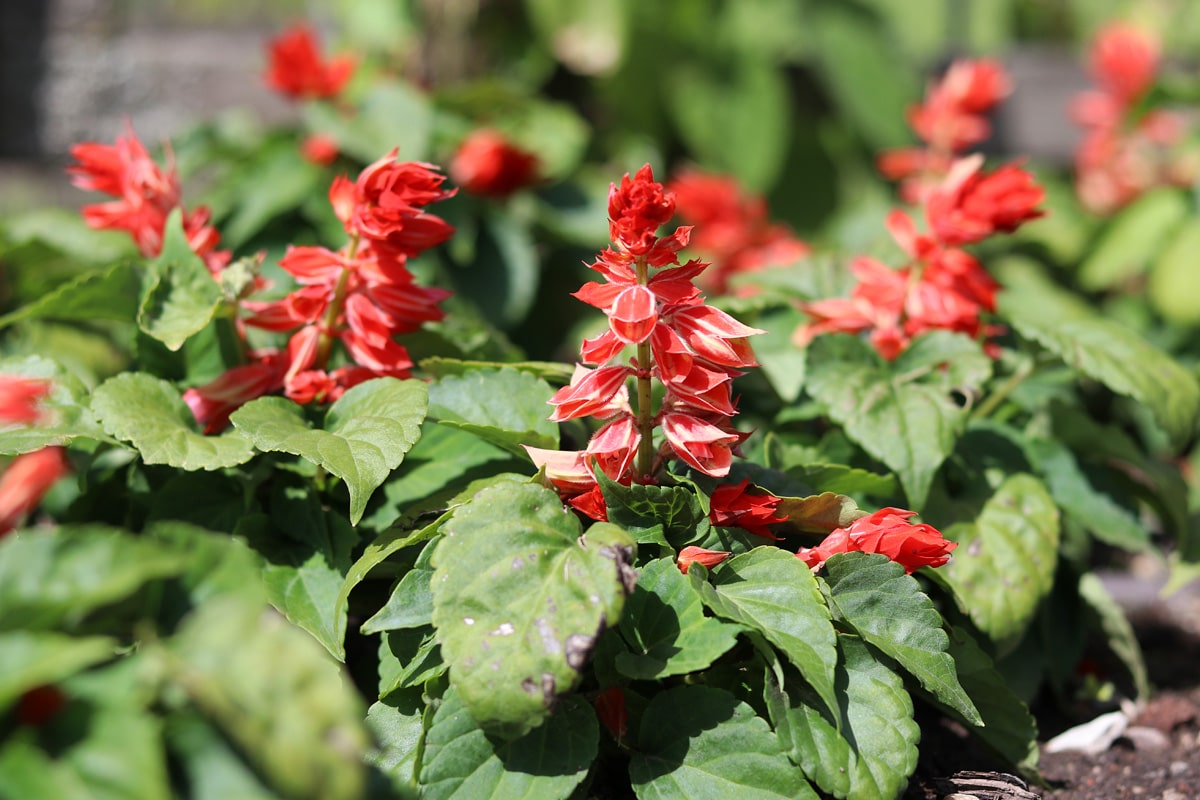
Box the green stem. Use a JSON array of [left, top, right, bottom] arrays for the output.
[[314, 234, 360, 371], [634, 256, 656, 480], [970, 357, 1034, 421]]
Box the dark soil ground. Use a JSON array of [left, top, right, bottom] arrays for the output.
[[908, 563, 1200, 800]]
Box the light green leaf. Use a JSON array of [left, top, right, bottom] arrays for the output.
[[765, 635, 918, 800], [232, 377, 428, 524], [378, 628, 444, 697], [0, 262, 140, 329], [616, 557, 741, 679], [0, 631, 115, 708], [169, 596, 368, 800], [61, 706, 171, 800], [0, 355, 112, 453], [305, 83, 432, 163], [1000, 282, 1200, 448], [823, 552, 981, 726], [942, 625, 1039, 771], [222, 144, 323, 248], [430, 482, 633, 739], [939, 474, 1060, 654], [0, 525, 187, 631], [1149, 217, 1200, 325], [419, 357, 574, 382], [340, 512, 447, 636], [361, 566, 434, 633], [137, 209, 223, 351], [630, 684, 818, 800], [1078, 188, 1189, 290], [523, 0, 629, 75], [1079, 573, 1150, 702], [365, 694, 424, 793], [420, 688, 597, 800], [242, 489, 358, 660], [806, 332, 991, 507], [755, 306, 808, 403], [91, 372, 255, 470], [164, 712, 276, 800], [691, 548, 839, 720], [426, 367, 558, 455]]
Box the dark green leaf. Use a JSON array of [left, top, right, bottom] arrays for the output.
[[1079, 573, 1150, 702], [0, 262, 140, 329]]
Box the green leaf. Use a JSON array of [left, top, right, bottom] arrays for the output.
[[942, 625, 1039, 771], [222, 143, 323, 248], [0, 355, 112, 453], [1149, 217, 1200, 324], [420, 688, 597, 800], [169, 595, 368, 800], [939, 474, 1060, 653], [1026, 436, 1150, 551], [0, 262, 140, 329], [523, 0, 629, 75], [430, 482, 633, 739], [667, 58, 792, 192], [598, 472, 707, 547], [232, 377, 428, 524], [616, 557, 741, 679], [0, 525, 187, 631], [165, 712, 276, 800], [1078, 188, 1189, 290], [378, 628, 445, 697], [60, 705, 171, 800], [1079, 573, 1150, 702], [91, 372, 255, 470], [365, 694, 424, 793], [784, 463, 898, 498], [419, 357, 574, 383], [755, 306, 808, 403], [305, 83, 432, 163], [453, 212, 540, 329], [137, 209, 223, 351], [426, 367, 558, 456], [806, 332, 991, 507], [362, 566, 435, 633], [342, 515, 446, 636], [1000, 282, 1200, 448], [0, 631, 115, 708], [242, 487, 358, 660], [630, 684, 817, 800], [691, 548, 839, 721], [765, 635, 918, 800], [809, 2, 919, 149], [823, 552, 981, 725]]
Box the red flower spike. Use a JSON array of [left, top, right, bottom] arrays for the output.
[[450, 129, 539, 198], [926, 156, 1045, 247], [264, 23, 355, 101], [709, 480, 787, 539], [0, 447, 69, 536], [676, 545, 731, 574], [0, 376, 51, 426], [796, 507, 957, 574]]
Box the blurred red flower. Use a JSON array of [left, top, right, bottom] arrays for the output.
[[796, 507, 956, 574], [450, 130, 539, 198], [264, 24, 355, 101]]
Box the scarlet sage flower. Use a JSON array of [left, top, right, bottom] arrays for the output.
[[450, 129, 540, 198], [183, 351, 289, 434], [925, 156, 1045, 247], [528, 165, 766, 520], [68, 125, 229, 273], [301, 133, 340, 166], [795, 507, 956, 574], [709, 479, 787, 539], [676, 545, 731, 574], [264, 23, 355, 101], [0, 447, 69, 536], [0, 376, 50, 425]]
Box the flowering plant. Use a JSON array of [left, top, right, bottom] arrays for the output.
[[1, 9, 1198, 800]]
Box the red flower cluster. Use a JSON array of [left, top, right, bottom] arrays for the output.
[[68, 125, 229, 273], [798, 153, 1042, 359], [667, 168, 809, 294], [526, 165, 767, 518], [184, 151, 454, 430], [264, 24, 355, 101], [1071, 23, 1195, 214], [708, 479, 787, 539], [449, 129, 539, 198], [878, 59, 1011, 203], [0, 376, 68, 537], [795, 507, 956, 574]]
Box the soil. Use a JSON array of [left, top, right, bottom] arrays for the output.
[[908, 563, 1200, 800]]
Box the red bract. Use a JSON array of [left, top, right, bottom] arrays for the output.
[[0, 447, 69, 536], [795, 507, 956, 574], [334, 150, 457, 256], [264, 24, 355, 101], [183, 352, 289, 434], [450, 129, 539, 198], [608, 165, 677, 256], [593, 686, 628, 741], [709, 479, 787, 539], [676, 545, 731, 574], [68, 125, 229, 272], [1089, 22, 1159, 105], [667, 168, 809, 294], [926, 156, 1045, 247], [0, 376, 50, 425]]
